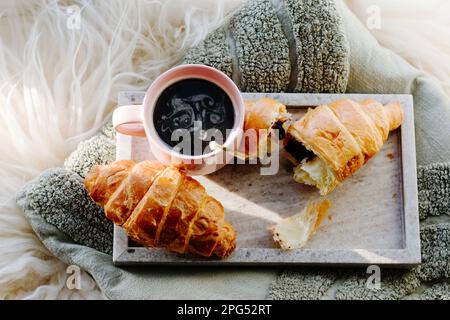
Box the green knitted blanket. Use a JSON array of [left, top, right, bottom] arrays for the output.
[[15, 0, 450, 299], [183, 0, 349, 93]]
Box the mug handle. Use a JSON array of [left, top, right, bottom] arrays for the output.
[[112, 104, 146, 137]]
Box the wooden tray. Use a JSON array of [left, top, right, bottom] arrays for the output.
[[113, 92, 420, 267]]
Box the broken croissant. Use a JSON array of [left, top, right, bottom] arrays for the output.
[[211, 98, 291, 160], [244, 97, 291, 137], [84, 160, 236, 258], [244, 98, 291, 157], [270, 200, 331, 250], [285, 99, 403, 195]]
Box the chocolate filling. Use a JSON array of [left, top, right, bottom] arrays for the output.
[[272, 120, 286, 140], [284, 137, 315, 163]]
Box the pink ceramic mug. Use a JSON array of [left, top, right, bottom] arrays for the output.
[[112, 64, 245, 175]]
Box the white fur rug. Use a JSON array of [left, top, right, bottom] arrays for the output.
[[0, 0, 448, 299]]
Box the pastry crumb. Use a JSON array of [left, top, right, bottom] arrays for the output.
[[269, 200, 331, 250]]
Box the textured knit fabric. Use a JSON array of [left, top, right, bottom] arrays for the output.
[[269, 268, 338, 300], [417, 163, 450, 220], [183, 0, 350, 93], [16, 168, 113, 255], [333, 269, 421, 300], [269, 227, 450, 300], [64, 135, 116, 178], [417, 283, 450, 300]]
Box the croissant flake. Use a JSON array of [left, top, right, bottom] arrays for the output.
[[270, 200, 331, 250]]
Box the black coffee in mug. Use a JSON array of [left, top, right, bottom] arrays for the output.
[[153, 78, 235, 156]]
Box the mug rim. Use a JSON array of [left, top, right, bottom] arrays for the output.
[[142, 64, 245, 161]]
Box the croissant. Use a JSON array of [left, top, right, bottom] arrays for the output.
[[84, 160, 236, 258], [244, 98, 291, 133], [241, 98, 291, 158], [285, 98, 403, 195], [212, 98, 291, 160]]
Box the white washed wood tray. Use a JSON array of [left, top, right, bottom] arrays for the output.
[[113, 91, 420, 267]]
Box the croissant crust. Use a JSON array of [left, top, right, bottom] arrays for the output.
[[287, 98, 403, 190], [85, 160, 236, 258]]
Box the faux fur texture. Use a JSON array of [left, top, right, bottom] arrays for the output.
[[0, 0, 241, 300], [1, 0, 450, 299]]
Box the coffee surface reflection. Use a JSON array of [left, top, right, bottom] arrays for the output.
[[153, 78, 235, 156]]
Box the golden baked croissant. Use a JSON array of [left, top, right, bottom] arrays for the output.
[[210, 98, 290, 159], [244, 98, 291, 133], [285, 99, 403, 195], [241, 98, 291, 158], [84, 160, 236, 258]]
